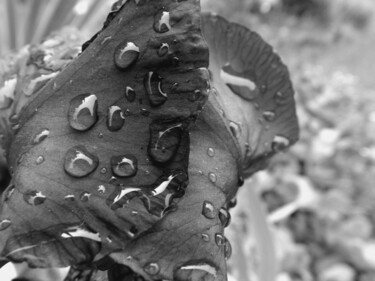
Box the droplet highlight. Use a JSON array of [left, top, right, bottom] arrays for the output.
[[111, 155, 138, 177], [68, 94, 98, 131], [64, 146, 99, 178], [202, 201, 215, 219], [114, 41, 140, 70], [144, 72, 167, 107], [107, 105, 125, 131]]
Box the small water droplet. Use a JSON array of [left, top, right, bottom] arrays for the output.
[[101, 36, 112, 45], [144, 262, 160, 275], [201, 233, 210, 242], [144, 72, 167, 106], [9, 114, 18, 123], [238, 176, 244, 187], [208, 172, 217, 183], [172, 56, 179, 66], [68, 94, 98, 131], [4, 184, 15, 201], [111, 155, 137, 177], [219, 208, 231, 228], [229, 121, 241, 139], [107, 105, 125, 131], [207, 148, 215, 157], [202, 201, 215, 219], [32, 129, 50, 144], [224, 238, 232, 259], [0, 219, 11, 231], [100, 168, 107, 174], [125, 86, 136, 102], [12, 124, 20, 131], [64, 195, 75, 201], [228, 198, 237, 209], [188, 90, 202, 102], [175, 263, 218, 280], [98, 133, 104, 138], [275, 91, 285, 104], [109, 176, 118, 185], [263, 111, 276, 122], [140, 108, 150, 116], [215, 233, 225, 246], [153, 10, 171, 33], [98, 185, 106, 194], [114, 41, 140, 69], [158, 43, 169, 56], [80, 192, 91, 202], [23, 190, 46, 206], [271, 135, 290, 152], [17, 153, 26, 165], [35, 156, 44, 165], [64, 146, 99, 178]]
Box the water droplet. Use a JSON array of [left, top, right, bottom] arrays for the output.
[[263, 111, 276, 122], [153, 10, 171, 33], [140, 108, 150, 116], [98, 185, 106, 194], [80, 192, 91, 202], [208, 172, 217, 183], [64, 146, 99, 178], [172, 56, 179, 66], [0, 78, 16, 109], [100, 167, 107, 174], [207, 148, 215, 157], [17, 153, 26, 165], [64, 195, 75, 201], [238, 176, 245, 187], [148, 121, 184, 163], [188, 90, 202, 102], [111, 155, 137, 177], [201, 233, 210, 242], [12, 124, 20, 131], [0, 219, 11, 231], [144, 262, 160, 275], [224, 238, 232, 259], [23, 190, 46, 206], [107, 105, 125, 131], [32, 129, 50, 144], [35, 156, 44, 165], [158, 43, 169, 56], [228, 198, 237, 209], [144, 72, 167, 107], [229, 121, 241, 139], [125, 86, 136, 102], [275, 91, 287, 104], [9, 114, 18, 123], [4, 184, 15, 201], [98, 133, 104, 138], [219, 208, 231, 228], [68, 94, 98, 131], [215, 233, 225, 246], [114, 41, 140, 69], [271, 135, 290, 152], [109, 176, 118, 185], [202, 201, 215, 219], [101, 36, 112, 45], [221, 66, 258, 100], [175, 263, 218, 280]]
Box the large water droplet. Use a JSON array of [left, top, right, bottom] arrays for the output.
[[219, 208, 231, 228], [23, 190, 46, 206], [271, 135, 290, 152], [224, 238, 232, 260], [202, 201, 215, 219], [158, 43, 169, 57], [263, 111, 276, 122], [207, 147, 215, 157], [107, 105, 125, 131], [148, 121, 184, 163], [144, 263, 160, 275], [208, 172, 217, 183], [215, 233, 225, 246], [125, 86, 136, 102], [0, 219, 11, 231], [153, 10, 171, 33], [64, 146, 99, 178], [111, 155, 137, 177], [144, 72, 167, 107], [68, 94, 98, 131], [114, 41, 140, 70], [32, 129, 50, 144]]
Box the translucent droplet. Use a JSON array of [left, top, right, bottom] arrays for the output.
[[80, 192, 91, 202], [125, 86, 136, 102], [215, 233, 225, 246], [114, 41, 140, 69], [107, 105, 125, 131], [144, 262, 160, 275], [229, 121, 241, 139], [0, 219, 11, 231], [64, 146, 99, 178], [98, 185, 106, 194], [271, 135, 290, 152], [224, 238, 232, 259], [208, 172, 217, 183], [35, 156, 44, 165], [32, 129, 50, 144], [111, 155, 137, 177], [158, 43, 169, 57], [202, 201, 215, 219], [148, 121, 184, 163], [144, 72, 167, 107], [68, 94, 98, 131], [201, 233, 210, 242], [100, 168, 107, 174], [219, 208, 231, 228], [263, 111, 276, 122], [153, 10, 171, 33], [207, 148, 215, 157], [23, 190, 46, 206]]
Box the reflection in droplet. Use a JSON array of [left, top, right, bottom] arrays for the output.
[[111, 155, 137, 177], [23, 190, 46, 206], [114, 41, 140, 70], [32, 129, 50, 144], [107, 105, 125, 131], [158, 43, 169, 57], [215, 233, 225, 246], [208, 172, 217, 183], [153, 10, 171, 33], [0, 219, 11, 231], [271, 135, 290, 152], [202, 201, 215, 219], [68, 94, 98, 131], [219, 208, 231, 228], [144, 72, 167, 107], [207, 147, 215, 157], [35, 156, 44, 165], [144, 262, 160, 275], [64, 146, 99, 178], [125, 86, 136, 102]]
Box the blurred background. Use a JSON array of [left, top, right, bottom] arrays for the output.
[[1, 0, 375, 280]]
